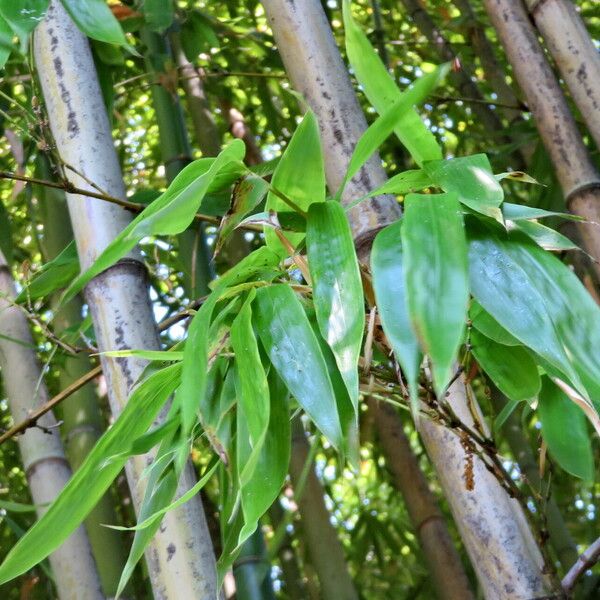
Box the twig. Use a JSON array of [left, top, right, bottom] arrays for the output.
[[562, 537, 600, 594], [0, 365, 102, 445]]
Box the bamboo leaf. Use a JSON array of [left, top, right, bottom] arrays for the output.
[[509, 219, 580, 252], [253, 285, 343, 450], [470, 301, 520, 347], [538, 377, 594, 481], [265, 111, 325, 254], [100, 350, 184, 361], [502, 203, 584, 222], [177, 247, 281, 439], [0, 0, 48, 50], [306, 201, 364, 409], [142, 0, 174, 32], [371, 220, 421, 414], [402, 193, 468, 394], [423, 154, 504, 221], [61, 140, 246, 304], [237, 371, 290, 546], [0, 363, 181, 585], [470, 329, 540, 402], [467, 224, 584, 396], [339, 64, 450, 198], [342, 0, 441, 165], [60, 0, 128, 46], [0, 14, 12, 69]]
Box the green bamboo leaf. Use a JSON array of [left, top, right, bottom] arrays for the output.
[[470, 329, 540, 402], [0, 363, 181, 585], [501, 203, 584, 222], [470, 301, 520, 347], [16, 241, 78, 303], [538, 377, 594, 481], [116, 468, 178, 598], [503, 234, 600, 406], [371, 221, 421, 413], [265, 111, 325, 254], [402, 193, 468, 394], [142, 0, 174, 32], [467, 224, 583, 396], [253, 285, 343, 450], [510, 219, 580, 252], [338, 64, 450, 198], [359, 169, 431, 202], [342, 0, 441, 165], [60, 0, 128, 46], [61, 140, 245, 304], [232, 291, 270, 478], [177, 248, 281, 438], [237, 370, 290, 546], [423, 154, 504, 221], [0, 0, 47, 50], [100, 349, 184, 361], [306, 201, 364, 409]]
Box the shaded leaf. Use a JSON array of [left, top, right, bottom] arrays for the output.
[[371, 220, 421, 413], [61, 0, 128, 46], [538, 377, 594, 481]]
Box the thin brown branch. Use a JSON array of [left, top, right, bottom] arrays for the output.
[[562, 537, 600, 594], [431, 93, 529, 112]]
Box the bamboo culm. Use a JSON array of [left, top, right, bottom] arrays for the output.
[[34, 3, 218, 598]]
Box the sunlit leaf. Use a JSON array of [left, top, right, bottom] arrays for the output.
[[61, 0, 128, 46], [402, 193, 468, 394]]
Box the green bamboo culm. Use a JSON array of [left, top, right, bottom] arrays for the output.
[[35, 155, 128, 597], [141, 25, 276, 599]]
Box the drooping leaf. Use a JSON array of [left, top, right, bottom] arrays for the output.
[[338, 64, 450, 198], [467, 223, 583, 395], [253, 285, 343, 450], [469, 301, 520, 347], [0, 0, 47, 51], [501, 203, 584, 222], [16, 241, 78, 303], [509, 219, 580, 252], [232, 291, 270, 479], [538, 377, 594, 481], [265, 111, 325, 254], [424, 154, 504, 221], [61, 141, 246, 304], [0, 363, 181, 585], [371, 220, 421, 414], [470, 329, 540, 402], [359, 169, 431, 201], [306, 201, 364, 409], [60, 0, 128, 46], [176, 247, 281, 440], [343, 0, 441, 165], [402, 193, 468, 394], [237, 370, 290, 546]]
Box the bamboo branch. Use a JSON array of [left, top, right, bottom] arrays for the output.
[[562, 537, 600, 594]]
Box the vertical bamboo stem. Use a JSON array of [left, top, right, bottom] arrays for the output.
[[483, 0, 600, 281], [0, 250, 103, 600], [261, 1, 552, 597], [524, 0, 600, 150], [288, 421, 358, 600], [34, 3, 218, 598], [36, 158, 128, 597]]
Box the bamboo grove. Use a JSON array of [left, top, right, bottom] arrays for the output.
[[0, 0, 598, 599]]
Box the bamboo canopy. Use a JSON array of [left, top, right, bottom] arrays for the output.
[[0, 250, 103, 600], [33, 2, 218, 598], [484, 0, 600, 281], [524, 0, 600, 150], [261, 1, 552, 597]]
